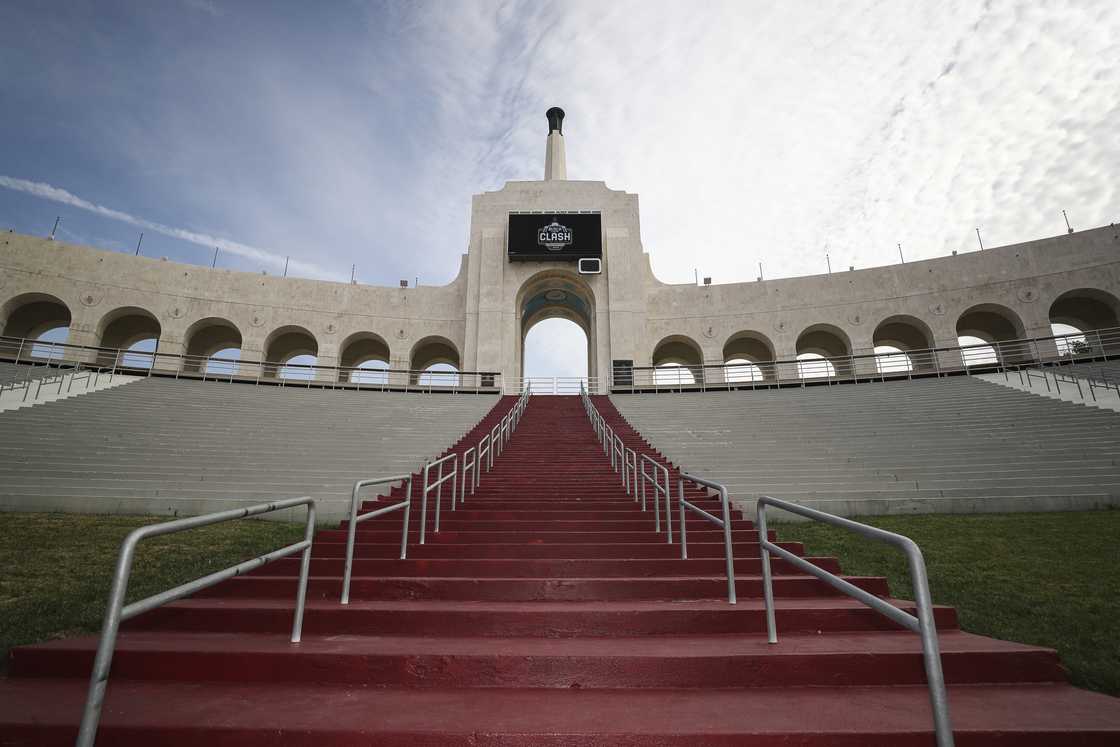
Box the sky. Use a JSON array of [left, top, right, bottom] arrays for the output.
[[1, 0, 1117, 379]]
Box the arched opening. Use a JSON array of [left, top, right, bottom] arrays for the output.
[[339, 332, 391, 384], [796, 323, 852, 378], [410, 336, 460, 387], [96, 307, 161, 368], [0, 293, 72, 361], [723, 331, 775, 382], [797, 352, 835, 379], [956, 303, 1028, 366], [1048, 288, 1120, 357], [264, 325, 318, 380], [873, 346, 913, 374], [873, 315, 935, 372], [183, 317, 242, 375], [652, 334, 704, 387], [516, 270, 595, 389], [524, 317, 589, 391]]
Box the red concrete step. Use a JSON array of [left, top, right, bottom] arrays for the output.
[[4, 679, 1118, 746], [125, 598, 960, 637], [248, 555, 840, 578], [321, 528, 774, 543], [350, 518, 752, 532], [309, 540, 798, 559], [11, 630, 1064, 688], [198, 574, 888, 602]]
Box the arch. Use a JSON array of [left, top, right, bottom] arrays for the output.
[[873, 315, 935, 372], [1, 293, 73, 361], [265, 325, 318, 362], [956, 303, 1029, 366], [955, 303, 1025, 343], [183, 317, 243, 373], [516, 268, 596, 381], [340, 331, 392, 384], [95, 306, 161, 367], [1, 292, 73, 341], [722, 330, 775, 382], [652, 334, 704, 385], [410, 335, 460, 375], [263, 325, 318, 379], [795, 323, 852, 378], [1048, 288, 1120, 356], [523, 317, 589, 384]]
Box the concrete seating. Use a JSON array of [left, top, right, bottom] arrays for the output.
[[0, 377, 499, 520], [611, 376, 1120, 518]]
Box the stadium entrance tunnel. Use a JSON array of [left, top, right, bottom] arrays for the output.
[[723, 331, 775, 382], [652, 335, 703, 385], [339, 332, 390, 383], [410, 336, 461, 386], [0, 293, 72, 359], [873, 315, 936, 373], [517, 270, 595, 381], [183, 317, 242, 374], [796, 323, 852, 379], [956, 303, 1030, 365], [264, 325, 318, 379]]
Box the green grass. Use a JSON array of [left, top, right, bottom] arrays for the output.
[[774, 510, 1120, 695], [0, 512, 303, 674]]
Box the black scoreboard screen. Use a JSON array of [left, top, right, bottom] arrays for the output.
[[507, 212, 602, 262]]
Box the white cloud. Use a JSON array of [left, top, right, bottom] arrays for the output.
[[0, 175, 339, 279]]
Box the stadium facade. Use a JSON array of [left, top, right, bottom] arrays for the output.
[[1, 109, 1118, 388]]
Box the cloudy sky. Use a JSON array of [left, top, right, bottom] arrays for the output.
[[1, 0, 1117, 377]]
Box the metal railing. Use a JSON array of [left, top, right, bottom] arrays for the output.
[[420, 451, 458, 544], [677, 472, 736, 604], [420, 386, 530, 541], [76, 496, 317, 747], [0, 335, 502, 393], [506, 376, 603, 395], [341, 475, 412, 604], [639, 453, 673, 541], [614, 326, 1120, 391], [1004, 364, 1120, 404], [756, 495, 953, 747], [581, 385, 677, 542]]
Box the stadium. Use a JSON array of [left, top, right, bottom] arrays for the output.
[[1, 105, 1119, 745]]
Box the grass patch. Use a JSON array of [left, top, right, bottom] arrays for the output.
[[0, 512, 303, 674], [773, 510, 1120, 695]]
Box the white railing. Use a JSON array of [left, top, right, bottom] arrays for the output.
[[616, 326, 1120, 391], [0, 335, 501, 393]]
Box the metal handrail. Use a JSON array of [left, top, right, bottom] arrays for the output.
[[461, 446, 477, 500], [755, 495, 953, 747], [677, 472, 736, 603], [623, 447, 637, 495], [639, 453, 673, 541], [420, 451, 458, 544], [76, 496, 316, 747], [0, 334, 503, 393], [341, 475, 412, 604], [612, 325, 1120, 390]]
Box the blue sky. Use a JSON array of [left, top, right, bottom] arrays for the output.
[[2, 1, 1118, 378]]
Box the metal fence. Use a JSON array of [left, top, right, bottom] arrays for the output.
[[617, 326, 1120, 392], [678, 472, 736, 604], [0, 335, 502, 393], [756, 495, 953, 747], [76, 496, 317, 747]]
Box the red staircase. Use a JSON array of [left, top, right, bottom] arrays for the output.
[[3, 395, 1120, 745]]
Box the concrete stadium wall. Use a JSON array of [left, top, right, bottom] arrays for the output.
[[2, 180, 1119, 386]]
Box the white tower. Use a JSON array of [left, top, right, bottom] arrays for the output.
[[544, 106, 567, 180]]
